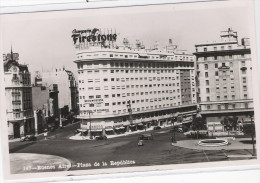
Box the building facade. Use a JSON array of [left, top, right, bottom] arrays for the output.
[[194, 28, 253, 133], [38, 68, 78, 117], [3, 50, 34, 138], [72, 29, 197, 136]]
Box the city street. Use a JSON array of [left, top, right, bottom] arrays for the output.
[[9, 122, 255, 173]]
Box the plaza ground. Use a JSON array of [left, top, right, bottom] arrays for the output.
[[8, 122, 257, 174]]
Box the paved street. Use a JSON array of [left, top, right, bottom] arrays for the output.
[[9, 123, 256, 173]]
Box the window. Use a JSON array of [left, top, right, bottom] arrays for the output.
[[206, 80, 209, 85], [214, 56, 217, 60], [204, 48, 207, 52], [206, 88, 210, 93], [242, 77, 247, 83], [218, 105, 221, 110], [225, 104, 228, 110], [241, 61, 246, 66], [205, 72, 208, 77], [214, 47, 217, 51], [217, 96, 220, 100], [207, 97, 210, 101], [215, 63, 218, 68], [204, 64, 208, 70], [215, 71, 218, 76], [105, 103, 109, 106]]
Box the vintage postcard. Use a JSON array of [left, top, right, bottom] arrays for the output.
[[0, 0, 259, 180]]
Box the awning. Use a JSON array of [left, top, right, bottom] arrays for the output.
[[138, 53, 148, 58], [77, 129, 88, 132], [120, 127, 125, 129], [137, 123, 144, 126], [129, 124, 136, 127], [182, 120, 193, 124], [90, 129, 102, 132], [115, 127, 120, 130], [105, 128, 114, 131]]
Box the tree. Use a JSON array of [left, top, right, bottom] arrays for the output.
[[243, 114, 256, 156], [191, 116, 206, 139], [243, 124, 255, 136], [220, 116, 239, 135], [231, 116, 238, 133]]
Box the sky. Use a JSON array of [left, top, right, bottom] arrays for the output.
[[1, 0, 254, 76]]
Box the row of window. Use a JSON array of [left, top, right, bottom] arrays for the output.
[[77, 54, 194, 63], [205, 94, 248, 102], [199, 54, 246, 61], [205, 102, 249, 110]]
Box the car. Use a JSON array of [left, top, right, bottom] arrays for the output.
[[20, 135, 37, 142], [138, 140, 144, 146], [48, 125, 56, 132], [139, 133, 153, 140], [153, 126, 161, 130], [95, 135, 107, 140]]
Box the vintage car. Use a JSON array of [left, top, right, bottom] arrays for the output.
[[153, 126, 162, 130], [95, 135, 108, 140], [139, 133, 153, 140], [138, 140, 144, 146], [20, 135, 37, 142]]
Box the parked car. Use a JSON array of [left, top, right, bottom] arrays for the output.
[[139, 133, 153, 140], [95, 135, 107, 140], [170, 127, 183, 133], [48, 125, 56, 132], [20, 135, 37, 142], [153, 126, 161, 130]]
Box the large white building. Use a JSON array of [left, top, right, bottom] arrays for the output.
[[73, 29, 197, 136], [3, 49, 34, 138]]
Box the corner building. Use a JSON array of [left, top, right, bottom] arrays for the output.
[[3, 50, 34, 138], [194, 28, 253, 129], [73, 30, 197, 136]]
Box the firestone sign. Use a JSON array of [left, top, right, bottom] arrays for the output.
[[72, 28, 117, 45]]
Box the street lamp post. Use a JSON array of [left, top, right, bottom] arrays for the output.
[[88, 111, 93, 139], [249, 113, 256, 156]]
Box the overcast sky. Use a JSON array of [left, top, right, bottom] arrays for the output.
[[1, 0, 253, 75]]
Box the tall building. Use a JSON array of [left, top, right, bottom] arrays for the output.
[[194, 28, 253, 129], [37, 68, 78, 117], [3, 49, 34, 138], [72, 29, 197, 136]]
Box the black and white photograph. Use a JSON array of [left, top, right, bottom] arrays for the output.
[[0, 0, 259, 180]]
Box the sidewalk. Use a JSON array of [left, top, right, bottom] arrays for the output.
[[69, 124, 173, 140], [10, 153, 71, 174], [9, 121, 80, 143]]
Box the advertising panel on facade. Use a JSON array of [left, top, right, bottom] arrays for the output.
[[0, 0, 259, 181]]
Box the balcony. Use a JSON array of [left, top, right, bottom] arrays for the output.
[[12, 100, 21, 105], [11, 92, 21, 96]]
